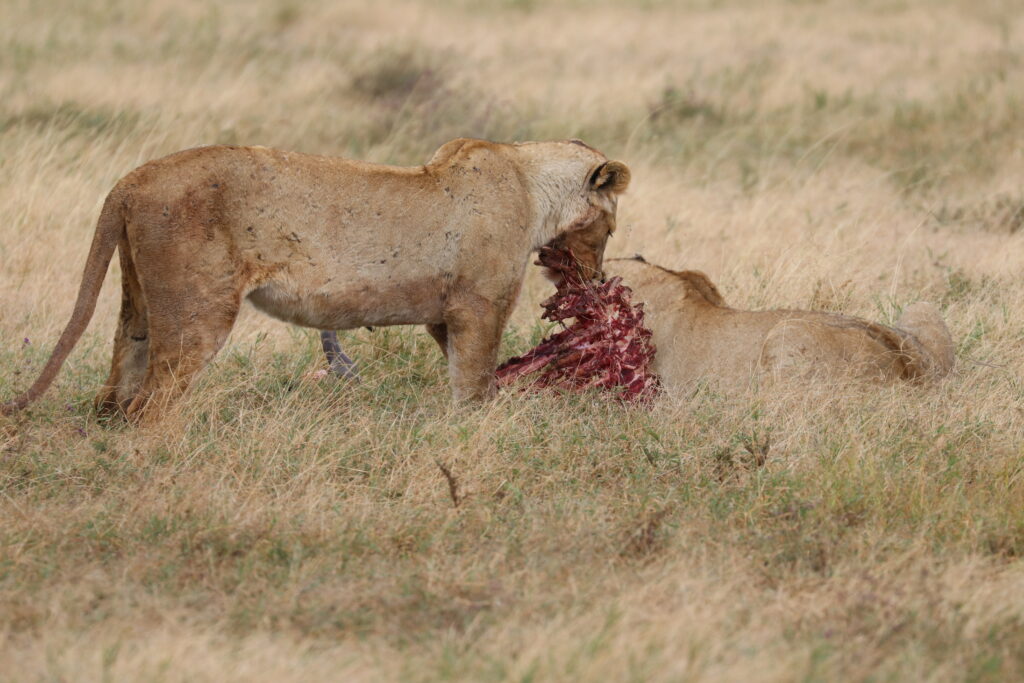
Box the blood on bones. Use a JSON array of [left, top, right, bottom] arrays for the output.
[[496, 246, 660, 403]]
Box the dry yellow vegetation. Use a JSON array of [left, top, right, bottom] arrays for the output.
[[2, 1, 1023, 680]]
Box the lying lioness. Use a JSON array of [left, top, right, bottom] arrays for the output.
[[3, 138, 629, 419], [603, 256, 955, 394]]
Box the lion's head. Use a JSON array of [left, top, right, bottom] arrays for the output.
[[511, 139, 630, 283], [548, 159, 629, 282]]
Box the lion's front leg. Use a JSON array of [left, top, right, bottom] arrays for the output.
[[443, 297, 508, 402]]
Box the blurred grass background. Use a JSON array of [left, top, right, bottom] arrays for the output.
[[2, 1, 1023, 680]]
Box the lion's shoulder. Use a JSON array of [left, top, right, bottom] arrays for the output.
[[426, 138, 508, 168]]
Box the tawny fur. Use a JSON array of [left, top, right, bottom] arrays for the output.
[[604, 257, 955, 395], [2, 138, 630, 419]]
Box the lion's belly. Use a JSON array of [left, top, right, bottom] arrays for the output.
[[246, 273, 446, 330]]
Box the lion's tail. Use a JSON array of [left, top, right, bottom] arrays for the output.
[[2, 191, 125, 415], [895, 302, 956, 379]]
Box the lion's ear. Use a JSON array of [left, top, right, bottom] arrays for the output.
[[678, 270, 727, 307], [589, 160, 631, 194]]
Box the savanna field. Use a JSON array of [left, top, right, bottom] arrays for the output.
[[2, 0, 1023, 680]]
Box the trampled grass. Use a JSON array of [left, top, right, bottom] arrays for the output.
[[2, 1, 1024, 680]]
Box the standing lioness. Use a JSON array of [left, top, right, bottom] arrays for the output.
[[3, 138, 630, 419]]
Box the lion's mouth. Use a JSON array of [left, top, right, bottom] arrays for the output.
[[536, 242, 602, 285], [537, 248, 577, 285]]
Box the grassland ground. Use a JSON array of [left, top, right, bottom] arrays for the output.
[[2, 1, 1024, 680]]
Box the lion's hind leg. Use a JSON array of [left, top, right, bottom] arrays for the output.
[[124, 254, 242, 422], [895, 302, 955, 378], [95, 239, 150, 416], [125, 299, 240, 421], [759, 317, 902, 382]]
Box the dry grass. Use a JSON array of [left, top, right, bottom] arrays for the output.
[[2, 0, 1024, 680]]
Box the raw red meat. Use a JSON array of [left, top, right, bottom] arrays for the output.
[[496, 247, 660, 403]]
